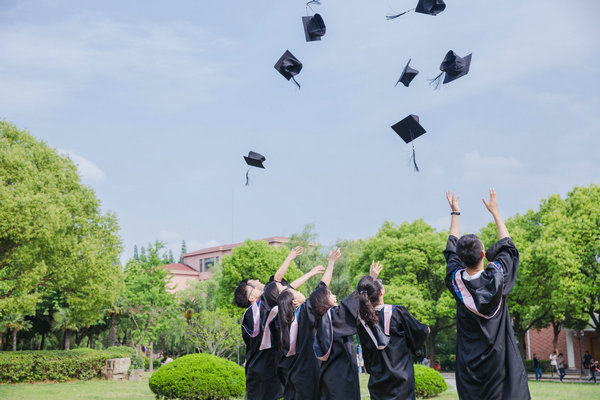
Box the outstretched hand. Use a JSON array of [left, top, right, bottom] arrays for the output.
[[482, 188, 499, 215], [446, 191, 460, 212], [288, 246, 304, 260], [370, 261, 383, 278], [310, 265, 325, 275], [328, 247, 341, 263]]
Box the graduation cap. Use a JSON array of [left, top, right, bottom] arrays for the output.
[[302, 13, 326, 42], [391, 115, 426, 171], [386, 0, 446, 19], [429, 50, 472, 89], [243, 151, 266, 185], [274, 50, 303, 89], [395, 59, 419, 87]]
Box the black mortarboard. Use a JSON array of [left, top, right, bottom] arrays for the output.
[[415, 0, 446, 16], [391, 115, 426, 171], [395, 59, 419, 87], [244, 151, 266, 169], [274, 50, 303, 89], [386, 0, 445, 19], [243, 151, 266, 186], [430, 51, 472, 89], [302, 14, 326, 42]]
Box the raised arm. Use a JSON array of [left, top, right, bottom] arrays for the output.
[[290, 265, 325, 289], [274, 246, 303, 282], [446, 191, 460, 237], [482, 188, 509, 239], [321, 247, 341, 287]]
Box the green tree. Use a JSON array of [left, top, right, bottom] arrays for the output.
[[123, 241, 176, 367], [215, 239, 303, 311], [350, 220, 455, 362], [51, 307, 79, 350], [185, 309, 243, 359], [0, 121, 123, 327], [2, 313, 32, 351], [179, 240, 187, 263]]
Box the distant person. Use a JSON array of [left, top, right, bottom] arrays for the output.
[[533, 353, 542, 381], [444, 189, 530, 400], [556, 353, 566, 382], [549, 351, 558, 378], [583, 350, 592, 376], [162, 355, 173, 365], [434, 361, 440, 371], [588, 360, 597, 383], [422, 355, 431, 368]]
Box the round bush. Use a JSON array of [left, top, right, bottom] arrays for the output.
[[414, 363, 448, 399], [148, 353, 245, 400]]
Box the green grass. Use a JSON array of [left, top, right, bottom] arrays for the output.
[[0, 373, 598, 400]]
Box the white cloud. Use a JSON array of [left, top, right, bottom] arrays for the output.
[[57, 148, 106, 182]]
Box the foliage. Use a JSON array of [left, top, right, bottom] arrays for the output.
[[0, 121, 123, 325], [350, 220, 455, 361], [144, 357, 161, 370], [185, 310, 243, 359], [413, 363, 448, 398], [148, 353, 245, 400], [0, 348, 135, 383], [215, 239, 303, 311], [524, 358, 551, 373]]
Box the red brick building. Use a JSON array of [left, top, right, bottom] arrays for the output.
[[525, 325, 598, 370]]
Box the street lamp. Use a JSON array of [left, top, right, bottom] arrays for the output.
[[575, 330, 585, 377]]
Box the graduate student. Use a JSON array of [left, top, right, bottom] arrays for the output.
[[276, 248, 341, 400], [310, 248, 361, 400], [356, 262, 429, 400], [444, 189, 530, 400], [234, 246, 304, 400]]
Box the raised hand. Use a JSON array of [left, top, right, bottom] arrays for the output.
[[310, 265, 325, 275], [328, 247, 341, 263], [370, 261, 383, 278], [482, 188, 499, 216], [288, 246, 304, 260], [446, 191, 460, 212]]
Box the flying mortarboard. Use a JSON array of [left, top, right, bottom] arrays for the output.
[[429, 50, 472, 89], [302, 13, 326, 42], [274, 50, 303, 89], [395, 59, 419, 87], [391, 115, 426, 171], [243, 151, 266, 186], [386, 0, 446, 19]]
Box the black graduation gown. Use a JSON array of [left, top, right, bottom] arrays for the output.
[[241, 294, 284, 400], [357, 305, 429, 400], [444, 236, 530, 400], [313, 283, 360, 400]]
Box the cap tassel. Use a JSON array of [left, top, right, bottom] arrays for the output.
[[411, 146, 420, 172], [291, 76, 301, 89], [386, 8, 414, 19], [245, 168, 250, 186], [428, 72, 444, 90]]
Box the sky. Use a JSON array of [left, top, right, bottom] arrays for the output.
[[1, 0, 599, 263]]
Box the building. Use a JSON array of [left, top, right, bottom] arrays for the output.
[[160, 236, 291, 292], [525, 325, 598, 370]]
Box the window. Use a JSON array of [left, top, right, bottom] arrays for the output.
[[198, 259, 203, 272], [204, 257, 215, 271], [216, 256, 220, 263]]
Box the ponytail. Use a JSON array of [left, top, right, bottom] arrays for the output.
[[277, 289, 296, 352], [357, 275, 383, 326], [308, 286, 333, 328]]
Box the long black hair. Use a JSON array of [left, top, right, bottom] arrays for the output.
[[308, 286, 333, 328], [277, 289, 296, 352], [357, 275, 383, 326]]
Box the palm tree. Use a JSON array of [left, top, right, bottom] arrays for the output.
[[51, 308, 79, 350], [105, 298, 125, 347], [2, 314, 32, 351]]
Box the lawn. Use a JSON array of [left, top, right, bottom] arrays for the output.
[[0, 373, 598, 400]]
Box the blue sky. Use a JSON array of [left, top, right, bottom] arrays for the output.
[[1, 0, 599, 262]]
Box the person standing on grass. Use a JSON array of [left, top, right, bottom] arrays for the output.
[[556, 353, 566, 382], [533, 353, 542, 381], [444, 189, 530, 400], [550, 350, 558, 378]]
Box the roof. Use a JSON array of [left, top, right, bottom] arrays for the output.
[[160, 263, 198, 273], [182, 236, 291, 257]]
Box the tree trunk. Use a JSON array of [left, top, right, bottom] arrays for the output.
[[149, 340, 154, 373], [64, 330, 72, 350], [110, 314, 117, 347], [40, 331, 46, 350], [551, 319, 561, 353], [426, 329, 438, 364], [512, 312, 527, 362], [12, 327, 18, 351]]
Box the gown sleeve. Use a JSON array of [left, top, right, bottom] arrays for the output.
[[443, 235, 462, 297], [330, 290, 359, 336], [392, 306, 429, 354], [485, 237, 519, 295]]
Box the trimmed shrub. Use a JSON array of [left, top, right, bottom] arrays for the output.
[[414, 363, 448, 399], [524, 359, 551, 373], [149, 353, 245, 400], [106, 346, 136, 359], [0, 348, 135, 383], [145, 356, 161, 370]]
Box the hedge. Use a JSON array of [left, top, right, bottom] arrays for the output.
[[149, 353, 245, 400], [0, 347, 135, 383], [524, 359, 552, 373], [414, 363, 448, 399]]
